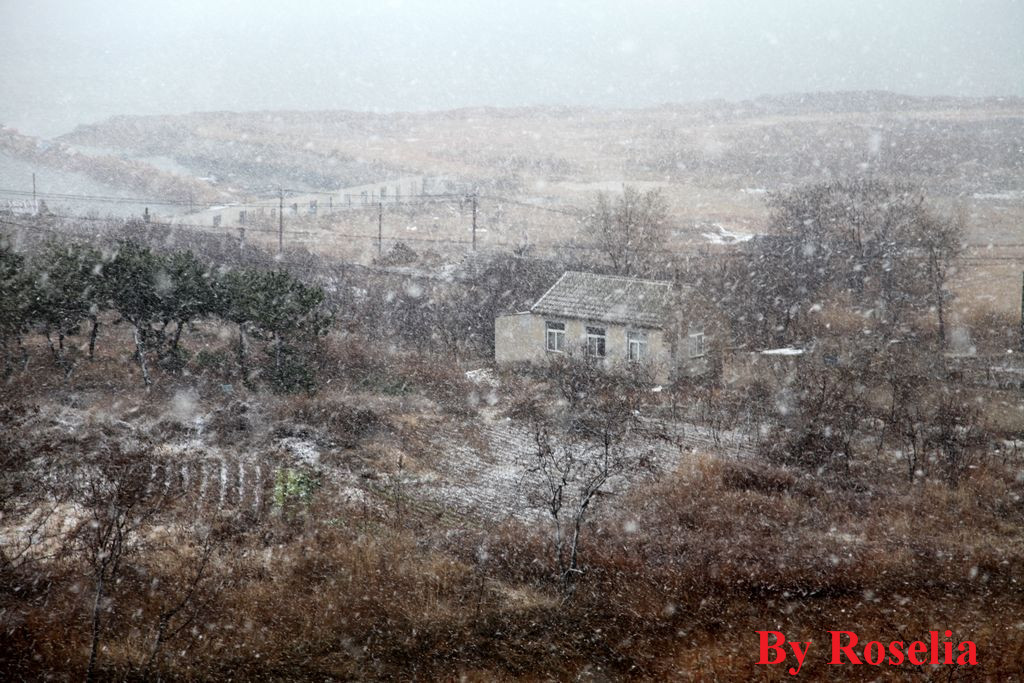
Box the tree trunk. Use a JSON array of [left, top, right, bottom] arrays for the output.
[[142, 616, 170, 678], [45, 330, 58, 364], [171, 319, 185, 351], [936, 290, 947, 349], [44, 330, 71, 377], [88, 316, 100, 359], [551, 515, 565, 587], [58, 333, 74, 378], [16, 334, 28, 370], [86, 571, 105, 683], [237, 325, 248, 383], [567, 517, 583, 583], [275, 332, 282, 375], [133, 327, 152, 387], [156, 320, 170, 349]]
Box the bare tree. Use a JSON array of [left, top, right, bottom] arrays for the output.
[[916, 209, 964, 348], [926, 395, 986, 488], [583, 185, 670, 278], [760, 360, 864, 471], [704, 180, 965, 348], [70, 453, 175, 681], [0, 405, 69, 584], [513, 355, 656, 595], [136, 524, 221, 679]]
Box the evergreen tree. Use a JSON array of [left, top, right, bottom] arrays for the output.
[[155, 250, 219, 368], [247, 270, 330, 393], [30, 242, 104, 376], [0, 236, 35, 375], [104, 241, 162, 386]]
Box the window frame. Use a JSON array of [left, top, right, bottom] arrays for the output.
[[585, 325, 607, 358], [545, 320, 566, 353], [688, 328, 706, 358], [627, 329, 648, 362]]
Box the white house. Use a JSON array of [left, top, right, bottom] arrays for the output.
[[494, 271, 709, 382]]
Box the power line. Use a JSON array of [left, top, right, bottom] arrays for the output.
[[0, 185, 591, 219], [0, 186, 479, 209], [478, 194, 582, 217], [0, 211, 601, 251], [2, 210, 1021, 258], [0, 187, 199, 207]]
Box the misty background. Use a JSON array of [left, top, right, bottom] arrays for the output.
[[1, 0, 1022, 138]]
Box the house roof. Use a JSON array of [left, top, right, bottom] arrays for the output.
[[530, 271, 674, 328]]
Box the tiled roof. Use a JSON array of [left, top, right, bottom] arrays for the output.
[[530, 271, 673, 328]]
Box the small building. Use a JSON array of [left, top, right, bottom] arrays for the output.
[[495, 271, 709, 382]]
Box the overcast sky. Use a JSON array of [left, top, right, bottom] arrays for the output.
[[1, 0, 1022, 137]]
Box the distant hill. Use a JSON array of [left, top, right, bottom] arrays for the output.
[[749, 90, 1023, 116], [60, 112, 415, 195], [30, 91, 1024, 205], [0, 126, 222, 207]]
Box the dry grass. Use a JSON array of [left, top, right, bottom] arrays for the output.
[[4, 401, 1024, 679], [3, 317, 1024, 680]]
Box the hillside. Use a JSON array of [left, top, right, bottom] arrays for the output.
[[56, 92, 1024, 200]]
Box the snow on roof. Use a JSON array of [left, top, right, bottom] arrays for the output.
[[760, 347, 805, 356], [530, 271, 674, 328]]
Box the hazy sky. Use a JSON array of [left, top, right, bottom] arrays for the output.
[[1, 0, 1022, 137]]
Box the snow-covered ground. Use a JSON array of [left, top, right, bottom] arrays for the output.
[[701, 223, 755, 245], [400, 414, 754, 524]]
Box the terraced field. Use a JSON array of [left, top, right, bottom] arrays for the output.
[[402, 416, 754, 523]]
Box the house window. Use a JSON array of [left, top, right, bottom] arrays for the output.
[[212, 214, 222, 227], [627, 330, 648, 361], [586, 326, 606, 358], [545, 321, 565, 353], [688, 329, 705, 358]]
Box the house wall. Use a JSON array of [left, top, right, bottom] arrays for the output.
[[672, 323, 712, 378], [495, 313, 547, 363], [495, 313, 677, 383]]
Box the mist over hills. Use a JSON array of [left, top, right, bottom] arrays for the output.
[[31, 92, 1020, 200]]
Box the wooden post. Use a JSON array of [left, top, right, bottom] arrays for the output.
[[471, 194, 477, 251], [378, 202, 383, 258], [278, 189, 284, 254]]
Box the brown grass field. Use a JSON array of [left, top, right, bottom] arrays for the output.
[[2, 94, 1023, 679]]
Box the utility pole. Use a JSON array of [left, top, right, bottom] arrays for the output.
[[31, 173, 36, 213], [471, 193, 477, 251], [1019, 271, 1024, 352], [278, 189, 284, 254], [378, 201, 383, 258]]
